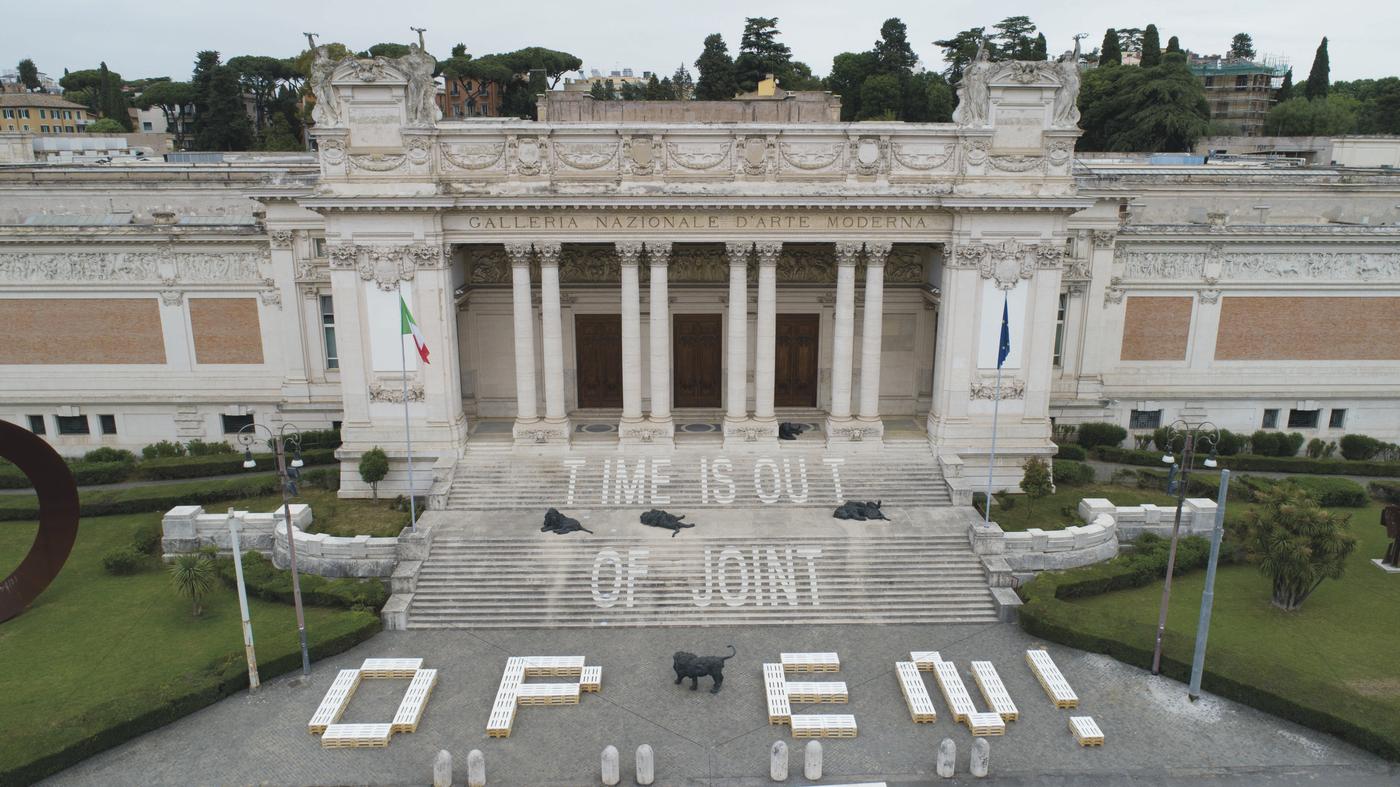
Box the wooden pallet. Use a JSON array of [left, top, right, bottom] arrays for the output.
[[1026, 650, 1080, 709], [970, 661, 1019, 722], [1070, 716, 1104, 746], [910, 651, 942, 672], [931, 660, 978, 722], [764, 663, 791, 724], [515, 683, 581, 705], [486, 696, 517, 738], [781, 652, 840, 672], [308, 669, 363, 735], [520, 656, 586, 677], [580, 665, 601, 693], [390, 669, 438, 733], [895, 661, 937, 723], [359, 658, 423, 678], [785, 681, 849, 703], [484, 655, 597, 737], [965, 711, 1006, 736], [790, 714, 858, 738], [320, 723, 392, 748]]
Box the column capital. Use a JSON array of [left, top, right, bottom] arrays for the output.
[[533, 241, 562, 267], [615, 241, 644, 267], [754, 241, 783, 268], [834, 242, 862, 267], [864, 241, 893, 266], [724, 241, 753, 265], [504, 242, 533, 267], [644, 240, 672, 264]]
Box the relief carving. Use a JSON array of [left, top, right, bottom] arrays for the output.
[[891, 142, 954, 171], [971, 378, 1026, 400], [667, 142, 731, 170], [369, 381, 425, 403], [439, 142, 505, 170], [779, 142, 842, 171], [555, 142, 619, 171]]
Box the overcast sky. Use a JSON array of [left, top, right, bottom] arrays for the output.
[[9, 0, 1396, 83]]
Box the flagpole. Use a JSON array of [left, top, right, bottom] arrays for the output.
[[985, 292, 1009, 526], [398, 285, 418, 532]]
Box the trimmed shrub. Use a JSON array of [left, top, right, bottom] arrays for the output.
[[1250, 431, 1305, 457], [1052, 459, 1095, 486], [296, 428, 342, 450], [216, 551, 389, 611], [1053, 442, 1087, 461], [0, 459, 133, 488], [134, 448, 336, 481], [133, 520, 164, 556], [141, 440, 186, 459], [1340, 434, 1383, 461], [184, 439, 234, 457], [101, 546, 148, 576], [1093, 445, 1400, 478], [1368, 480, 1400, 504], [82, 447, 137, 465], [1077, 422, 1128, 450], [0, 475, 282, 522], [1215, 429, 1247, 456]]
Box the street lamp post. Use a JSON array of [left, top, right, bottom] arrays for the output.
[[238, 422, 310, 677], [1151, 419, 1219, 676]]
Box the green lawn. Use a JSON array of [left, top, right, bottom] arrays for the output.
[[991, 482, 1177, 531], [0, 498, 380, 781]]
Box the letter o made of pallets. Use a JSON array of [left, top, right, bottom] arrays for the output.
[[0, 420, 80, 624]]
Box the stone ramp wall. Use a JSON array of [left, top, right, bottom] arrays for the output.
[[161, 504, 401, 578]]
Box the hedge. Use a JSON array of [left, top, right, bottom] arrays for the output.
[[1093, 446, 1400, 478], [1270, 476, 1369, 508], [1076, 422, 1127, 449], [1053, 442, 1087, 461], [0, 459, 134, 489], [0, 613, 379, 786], [1369, 480, 1400, 505], [1052, 459, 1095, 486], [1017, 544, 1399, 762], [0, 475, 281, 521], [134, 448, 337, 481], [216, 551, 389, 611]]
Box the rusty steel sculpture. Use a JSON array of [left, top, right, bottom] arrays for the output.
[[0, 420, 80, 623]]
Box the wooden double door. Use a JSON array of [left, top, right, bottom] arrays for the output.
[[574, 312, 820, 410]]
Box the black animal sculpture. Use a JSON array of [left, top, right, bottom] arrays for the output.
[[778, 422, 807, 440], [833, 500, 888, 521], [640, 509, 694, 536], [672, 645, 736, 694], [541, 507, 593, 535]]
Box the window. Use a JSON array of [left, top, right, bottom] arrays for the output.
[[1288, 409, 1321, 429], [38, 109, 45, 119], [2, 109, 12, 118], [64, 110, 71, 119], [64, 125, 73, 133], [1329, 408, 1347, 428], [312, 237, 327, 258], [1130, 409, 1163, 430], [56, 415, 90, 435], [99, 414, 117, 435], [320, 295, 339, 370], [142, 121, 152, 131], [222, 414, 254, 434], [27, 415, 45, 435], [332, 420, 343, 431], [1261, 408, 1279, 429], [1053, 292, 1068, 367], [20, 109, 30, 118]]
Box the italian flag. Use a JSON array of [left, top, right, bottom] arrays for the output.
[[400, 294, 430, 364]]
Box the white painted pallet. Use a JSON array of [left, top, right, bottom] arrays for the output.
[[790, 714, 858, 738], [580, 665, 601, 692], [486, 695, 517, 738], [520, 656, 586, 676], [1026, 650, 1079, 709], [970, 661, 1018, 722], [966, 711, 1006, 736], [1070, 715, 1104, 746], [515, 683, 581, 705], [781, 652, 840, 672], [895, 661, 936, 723], [321, 723, 393, 748], [910, 651, 942, 672], [390, 669, 438, 733], [359, 658, 423, 678], [764, 663, 791, 724], [308, 669, 363, 735], [484, 655, 597, 736], [785, 681, 850, 703], [932, 660, 977, 722]]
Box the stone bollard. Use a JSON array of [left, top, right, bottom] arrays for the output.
[[937, 738, 956, 778], [971, 737, 990, 778], [433, 749, 452, 787], [804, 740, 823, 780], [601, 745, 620, 786], [467, 748, 486, 787], [636, 744, 655, 786], [770, 740, 788, 781]]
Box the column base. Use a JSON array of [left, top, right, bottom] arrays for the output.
[[826, 416, 884, 447], [619, 417, 674, 447], [513, 417, 572, 447], [723, 417, 778, 448]]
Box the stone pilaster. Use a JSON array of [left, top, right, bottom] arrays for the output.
[[616, 242, 646, 442], [854, 241, 890, 441], [643, 240, 675, 445], [536, 241, 570, 445]]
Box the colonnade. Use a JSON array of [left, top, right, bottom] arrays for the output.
[[505, 240, 891, 447]]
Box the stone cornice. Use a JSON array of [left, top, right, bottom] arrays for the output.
[[1120, 224, 1400, 240]]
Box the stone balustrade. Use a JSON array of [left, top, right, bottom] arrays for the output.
[[1077, 497, 1218, 539], [997, 514, 1119, 572], [161, 504, 313, 556], [161, 504, 400, 579]]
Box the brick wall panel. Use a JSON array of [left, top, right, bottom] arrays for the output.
[[1121, 296, 1193, 361], [0, 298, 165, 364], [189, 298, 264, 364], [1215, 296, 1400, 361]]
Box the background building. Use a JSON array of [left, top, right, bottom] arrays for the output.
[[0, 93, 88, 134], [1188, 55, 1289, 136], [437, 75, 504, 118]]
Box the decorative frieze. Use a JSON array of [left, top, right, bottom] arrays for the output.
[[1119, 250, 1207, 281], [951, 240, 1054, 290], [0, 250, 262, 284], [1117, 245, 1400, 283], [369, 381, 426, 403], [971, 378, 1026, 400]]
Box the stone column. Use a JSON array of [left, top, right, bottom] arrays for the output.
[[856, 242, 890, 441], [645, 241, 675, 444], [505, 243, 541, 443], [536, 242, 570, 443], [752, 242, 782, 436], [724, 242, 751, 425], [616, 242, 645, 441], [825, 242, 861, 443]]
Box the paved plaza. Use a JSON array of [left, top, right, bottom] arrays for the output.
[[44, 622, 1396, 786]]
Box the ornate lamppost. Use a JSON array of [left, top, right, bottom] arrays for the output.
[[238, 422, 310, 676], [1151, 419, 1219, 676]]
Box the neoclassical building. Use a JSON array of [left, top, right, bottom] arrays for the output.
[[1, 47, 1397, 501]]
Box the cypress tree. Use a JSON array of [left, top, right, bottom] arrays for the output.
[[693, 33, 739, 100], [199, 64, 252, 150], [1100, 29, 1122, 66], [1165, 36, 1181, 54], [1277, 69, 1294, 102], [190, 51, 220, 146], [1140, 25, 1161, 67], [1032, 33, 1048, 60], [1304, 37, 1329, 99], [97, 62, 133, 131]]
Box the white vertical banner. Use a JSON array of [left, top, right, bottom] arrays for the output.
[[367, 280, 418, 373], [977, 283, 1026, 369]]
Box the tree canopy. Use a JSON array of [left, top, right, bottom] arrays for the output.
[[693, 33, 739, 100], [135, 80, 195, 147], [1140, 25, 1162, 68], [734, 16, 793, 92], [1099, 29, 1123, 66], [17, 59, 40, 91], [1264, 95, 1361, 135], [1228, 33, 1256, 60], [830, 18, 953, 122], [1078, 51, 1209, 152], [226, 55, 300, 132], [1304, 36, 1330, 99]]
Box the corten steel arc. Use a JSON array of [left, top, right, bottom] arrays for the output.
[[0, 419, 80, 623]]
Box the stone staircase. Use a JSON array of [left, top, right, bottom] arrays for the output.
[[444, 443, 951, 510], [405, 529, 998, 629]]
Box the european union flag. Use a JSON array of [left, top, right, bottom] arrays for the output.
[[997, 295, 1011, 369]]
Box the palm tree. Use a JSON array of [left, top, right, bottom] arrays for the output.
[[169, 553, 217, 617], [1243, 485, 1356, 610]]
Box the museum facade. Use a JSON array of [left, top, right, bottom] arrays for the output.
[[1, 48, 1398, 500]]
